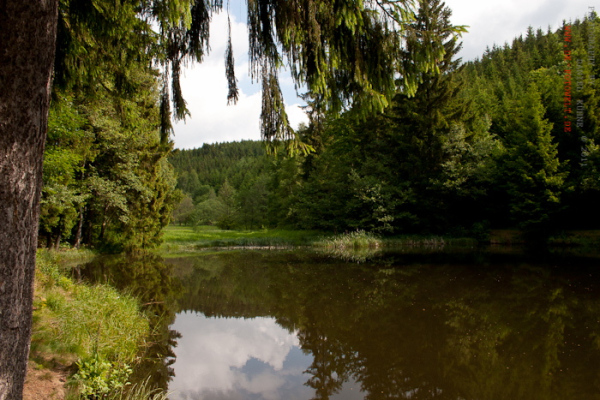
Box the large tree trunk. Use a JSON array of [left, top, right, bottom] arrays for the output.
[[0, 1, 58, 399]]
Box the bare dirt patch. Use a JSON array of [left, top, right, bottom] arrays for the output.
[[23, 360, 68, 400]]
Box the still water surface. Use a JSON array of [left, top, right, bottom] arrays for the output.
[[80, 248, 600, 400]]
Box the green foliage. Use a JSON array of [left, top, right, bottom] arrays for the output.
[[172, 195, 195, 225], [42, 58, 179, 252], [35, 250, 75, 291], [54, 0, 440, 151], [459, 15, 600, 233], [278, 0, 488, 235], [171, 142, 280, 230], [71, 355, 132, 399], [193, 197, 225, 227], [496, 84, 567, 235], [348, 170, 396, 233], [170, 141, 268, 193], [41, 94, 94, 248], [215, 180, 238, 229]]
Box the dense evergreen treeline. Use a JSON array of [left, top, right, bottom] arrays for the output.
[[172, 141, 268, 197], [172, 3, 600, 239], [461, 17, 600, 233]]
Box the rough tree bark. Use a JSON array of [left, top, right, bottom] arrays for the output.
[[0, 1, 58, 399]]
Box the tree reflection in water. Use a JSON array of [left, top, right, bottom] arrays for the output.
[[82, 249, 600, 400]]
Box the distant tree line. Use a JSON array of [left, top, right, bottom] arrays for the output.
[[171, 6, 600, 240], [171, 141, 272, 229]]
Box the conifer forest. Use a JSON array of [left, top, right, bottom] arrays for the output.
[[170, 9, 599, 242]]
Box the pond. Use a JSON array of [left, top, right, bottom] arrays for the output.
[[79, 248, 600, 400]]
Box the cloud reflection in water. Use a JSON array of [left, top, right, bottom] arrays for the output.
[[168, 312, 313, 400]]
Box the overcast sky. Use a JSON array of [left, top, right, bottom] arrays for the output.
[[172, 0, 595, 149]]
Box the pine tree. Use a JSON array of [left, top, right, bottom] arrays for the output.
[[497, 84, 567, 237], [385, 0, 470, 232]]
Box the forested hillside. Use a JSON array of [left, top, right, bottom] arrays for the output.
[[170, 141, 273, 229], [172, 5, 599, 239]]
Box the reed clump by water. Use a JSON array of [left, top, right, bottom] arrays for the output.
[[317, 230, 382, 249]]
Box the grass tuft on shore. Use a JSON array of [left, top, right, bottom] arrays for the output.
[[316, 230, 382, 249]]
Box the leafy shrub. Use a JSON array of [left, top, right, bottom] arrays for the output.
[[71, 355, 132, 399]]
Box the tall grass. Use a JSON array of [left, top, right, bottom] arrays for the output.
[[33, 250, 153, 399], [45, 285, 148, 362], [313, 231, 383, 262], [34, 254, 148, 363], [107, 379, 170, 400]]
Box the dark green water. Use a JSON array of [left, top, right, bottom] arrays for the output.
[[79, 248, 600, 400]]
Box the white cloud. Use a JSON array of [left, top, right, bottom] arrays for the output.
[[286, 103, 309, 130], [172, 12, 262, 149], [447, 0, 594, 60]]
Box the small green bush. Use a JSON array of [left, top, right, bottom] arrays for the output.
[[70, 355, 132, 399]]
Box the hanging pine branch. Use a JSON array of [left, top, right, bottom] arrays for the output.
[[225, 15, 239, 104]]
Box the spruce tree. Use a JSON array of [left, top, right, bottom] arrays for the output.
[[386, 0, 469, 232], [497, 83, 567, 237]]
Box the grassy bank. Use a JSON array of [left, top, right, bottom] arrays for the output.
[[161, 225, 324, 251], [31, 250, 166, 399]]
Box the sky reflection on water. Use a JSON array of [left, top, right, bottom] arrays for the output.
[[169, 313, 315, 400]]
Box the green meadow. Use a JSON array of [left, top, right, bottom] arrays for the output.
[[160, 225, 325, 250]]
